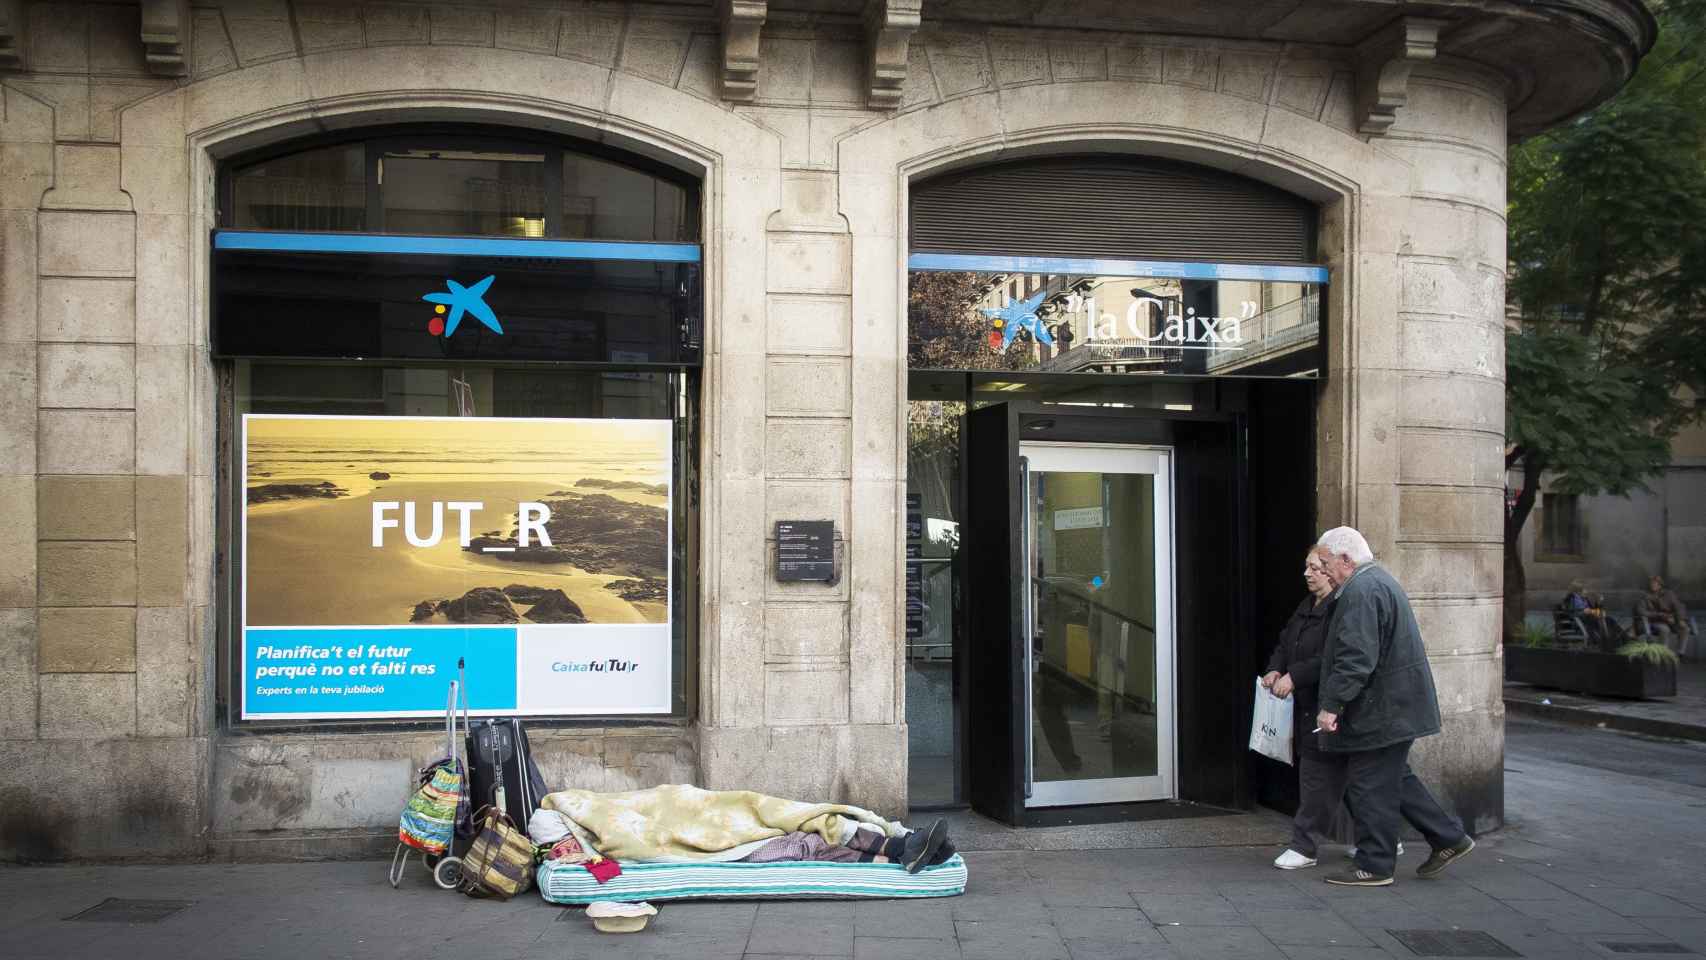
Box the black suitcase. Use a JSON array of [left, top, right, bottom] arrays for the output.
[[466, 718, 549, 828]]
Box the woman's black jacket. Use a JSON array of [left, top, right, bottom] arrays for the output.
[[1265, 595, 1333, 736]]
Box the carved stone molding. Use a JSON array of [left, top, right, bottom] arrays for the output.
[[719, 0, 766, 102], [1355, 16, 1447, 137], [0, 0, 24, 71], [865, 0, 921, 110], [140, 0, 190, 77]]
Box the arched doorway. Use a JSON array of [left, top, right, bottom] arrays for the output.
[[903, 154, 1324, 824]]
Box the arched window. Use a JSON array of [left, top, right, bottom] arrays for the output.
[[222, 127, 700, 243], [213, 127, 703, 728]]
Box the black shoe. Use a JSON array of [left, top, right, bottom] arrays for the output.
[[928, 838, 957, 866], [1416, 835, 1475, 878], [902, 819, 948, 874], [1324, 867, 1393, 887]]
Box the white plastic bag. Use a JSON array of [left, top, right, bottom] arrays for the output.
[[1248, 677, 1295, 766]]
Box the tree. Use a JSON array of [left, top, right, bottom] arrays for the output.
[[1504, 0, 1706, 638]]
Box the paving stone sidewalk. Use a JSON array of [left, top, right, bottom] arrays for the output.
[[5, 721, 1705, 960], [5, 837, 1702, 960]]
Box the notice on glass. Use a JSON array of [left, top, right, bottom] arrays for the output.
[[241, 414, 672, 719]]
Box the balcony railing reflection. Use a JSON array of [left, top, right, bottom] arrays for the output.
[[1204, 292, 1319, 372], [1040, 340, 1185, 373]]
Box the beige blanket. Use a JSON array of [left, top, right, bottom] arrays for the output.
[[541, 784, 904, 863]]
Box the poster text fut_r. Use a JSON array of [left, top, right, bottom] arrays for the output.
[[370, 500, 554, 549]]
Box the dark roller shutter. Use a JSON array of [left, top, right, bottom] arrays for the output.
[[910, 156, 1316, 265]]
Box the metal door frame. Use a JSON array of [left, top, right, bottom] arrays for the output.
[[1019, 440, 1177, 807]]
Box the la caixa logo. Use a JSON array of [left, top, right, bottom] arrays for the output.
[[422, 275, 503, 337]]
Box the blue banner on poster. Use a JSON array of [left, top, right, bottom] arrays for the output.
[[244, 627, 518, 718]]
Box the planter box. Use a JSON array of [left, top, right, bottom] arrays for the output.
[[1506, 646, 1677, 699]]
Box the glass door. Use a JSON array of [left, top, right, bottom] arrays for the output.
[[1020, 442, 1175, 806]]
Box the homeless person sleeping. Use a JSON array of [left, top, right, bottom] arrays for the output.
[[526, 784, 956, 874]]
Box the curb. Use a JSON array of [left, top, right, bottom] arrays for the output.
[[1505, 696, 1706, 743]]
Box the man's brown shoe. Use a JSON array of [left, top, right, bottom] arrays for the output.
[[1416, 835, 1475, 878], [1324, 868, 1393, 887]]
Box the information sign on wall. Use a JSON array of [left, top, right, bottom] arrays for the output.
[[241, 414, 672, 719], [774, 520, 835, 582]]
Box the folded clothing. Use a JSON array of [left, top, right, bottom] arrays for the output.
[[528, 809, 573, 845]]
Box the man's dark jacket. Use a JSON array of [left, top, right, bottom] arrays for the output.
[[1316, 563, 1442, 753], [1265, 595, 1333, 740]]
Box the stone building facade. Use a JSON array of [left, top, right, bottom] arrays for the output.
[[1519, 421, 1706, 626], [0, 0, 1651, 859]]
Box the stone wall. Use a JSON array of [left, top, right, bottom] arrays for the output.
[[0, 4, 210, 854], [1372, 65, 1511, 832], [0, 0, 1516, 857]]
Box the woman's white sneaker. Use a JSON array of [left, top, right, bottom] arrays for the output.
[[1273, 849, 1318, 870]]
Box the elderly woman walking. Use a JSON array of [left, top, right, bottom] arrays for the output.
[[1264, 545, 1346, 870]]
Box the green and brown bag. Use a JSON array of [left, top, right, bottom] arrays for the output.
[[460, 806, 536, 900]]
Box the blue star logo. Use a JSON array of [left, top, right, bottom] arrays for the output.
[[982, 289, 1052, 349], [423, 275, 502, 337]]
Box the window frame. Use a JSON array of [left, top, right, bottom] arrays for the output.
[[214, 359, 701, 734], [219, 124, 702, 242], [1535, 491, 1586, 562]]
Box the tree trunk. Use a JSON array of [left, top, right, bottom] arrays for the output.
[[1503, 453, 1543, 641]]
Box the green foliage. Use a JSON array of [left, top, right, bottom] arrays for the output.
[[1615, 640, 1681, 668], [1509, 95, 1706, 344], [1506, 0, 1706, 522], [1506, 325, 1673, 495], [1517, 621, 1555, 649]]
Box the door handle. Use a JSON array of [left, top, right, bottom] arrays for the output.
[[1019, 455, 1033, 800]]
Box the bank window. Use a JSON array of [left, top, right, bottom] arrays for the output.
[[220, 362, 698, 727], [229, 142, 366, 231], [380, 144, 548, 238], [224, 129, 700, 242], [563, 153, 692, 242], [1539, 493, 1583, 558]]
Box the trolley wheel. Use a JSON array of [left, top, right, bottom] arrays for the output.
[[434, 855, 464, 890]]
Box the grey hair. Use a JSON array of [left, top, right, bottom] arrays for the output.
[[1317, 526, 1374, 565]]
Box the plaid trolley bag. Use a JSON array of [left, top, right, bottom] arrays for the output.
[[387, 673, 471, 890]]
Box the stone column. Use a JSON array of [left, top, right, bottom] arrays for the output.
[[695, 29, 908, 815], [1348, 62, 1510, 831]]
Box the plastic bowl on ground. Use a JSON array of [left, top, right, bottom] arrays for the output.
[[585, 900, 658, 933]]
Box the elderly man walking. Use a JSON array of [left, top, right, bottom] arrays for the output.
[[1313, 526, 1475, 887]]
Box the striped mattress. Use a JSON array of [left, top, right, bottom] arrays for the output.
[[536, 854, 968, 903]]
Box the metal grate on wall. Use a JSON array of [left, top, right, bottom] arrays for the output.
[[909, 157, 1317, 266]]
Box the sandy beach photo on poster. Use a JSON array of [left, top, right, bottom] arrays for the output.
[[242, 414, 672, 630]]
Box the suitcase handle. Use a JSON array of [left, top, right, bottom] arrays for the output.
[[443, 661, 470, 771]]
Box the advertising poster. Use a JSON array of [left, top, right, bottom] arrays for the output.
[[241, 414, 672, 719]]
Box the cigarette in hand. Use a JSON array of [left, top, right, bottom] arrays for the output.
[[1310, 726, 1323, 734]]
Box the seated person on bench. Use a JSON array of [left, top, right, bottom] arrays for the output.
[[528, 784, 955, 873], [1561, 580, 1624, 650], [1636, 575, 1693, 654]]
